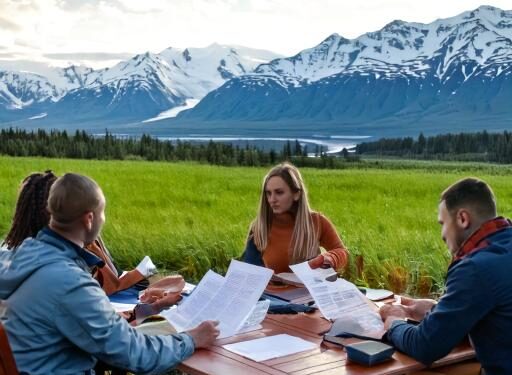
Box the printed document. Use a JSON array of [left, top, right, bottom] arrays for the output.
[[223, 334, 317, 362], [162, 260, 273, 338], [290, 261, 384, 337]]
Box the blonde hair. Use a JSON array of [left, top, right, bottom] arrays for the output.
[[251, 162, 319, 264], [47, 173, 103, 226]]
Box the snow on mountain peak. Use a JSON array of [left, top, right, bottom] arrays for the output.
[[250, 6, 512, 85], [0, 43, 281, 118]]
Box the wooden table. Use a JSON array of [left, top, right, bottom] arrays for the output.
[[178, 309, 475, 375]]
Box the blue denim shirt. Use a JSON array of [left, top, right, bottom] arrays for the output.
[[0, 228, 195, 375], [386, 227, 512, 375]]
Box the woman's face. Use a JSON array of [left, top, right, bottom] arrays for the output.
[[265, 176, 300, 214]]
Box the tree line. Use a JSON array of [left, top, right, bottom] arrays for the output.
[[356, 131, 512, 164], [2, 127, 511, 167], [0, 128, 338, 168]]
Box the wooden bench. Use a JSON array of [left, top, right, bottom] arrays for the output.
[[0, 322, 19, 375], [178, 309, 475, 375]]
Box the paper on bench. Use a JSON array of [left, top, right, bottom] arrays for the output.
[[222, 334, 317, 362], [136, 256, 157, 277], [162, 260, 272, 338], [290, 261, 384, 338]]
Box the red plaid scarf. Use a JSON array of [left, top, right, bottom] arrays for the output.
[[453, 217, 512, 262]]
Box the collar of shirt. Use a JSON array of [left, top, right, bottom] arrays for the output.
[[41, 227, 105, 268], [453, 216, 512, 262]]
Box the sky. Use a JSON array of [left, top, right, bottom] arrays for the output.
[[1, 0, 512, 68]]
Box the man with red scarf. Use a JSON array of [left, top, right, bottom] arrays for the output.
[[380, 178, 512, 375]]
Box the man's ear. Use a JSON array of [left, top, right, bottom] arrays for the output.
[[456, 209, 471, 230], [81, 211, 94, 231]]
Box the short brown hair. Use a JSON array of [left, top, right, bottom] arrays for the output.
[[440, 178, 496, 219], [47, 173, 103, 224]]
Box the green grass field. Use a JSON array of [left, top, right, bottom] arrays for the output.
[[1, 156, 511, 296]]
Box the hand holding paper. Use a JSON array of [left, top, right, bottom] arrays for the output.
[[308, 253, 336, 269], [186, 320, 220, 348], [136, 255, 157, 277], [162, 260, 273, 338], [290, 261, 385, 338]]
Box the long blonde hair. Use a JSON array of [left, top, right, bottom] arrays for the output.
[[250, 162, 319, 264]]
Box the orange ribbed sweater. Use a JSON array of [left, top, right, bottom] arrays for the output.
[[262, 212, 349, 273]]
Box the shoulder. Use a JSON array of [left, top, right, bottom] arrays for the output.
[[36, 259, 97, 296], [311, 212, 335, 228], [463, 242, 512, 282]]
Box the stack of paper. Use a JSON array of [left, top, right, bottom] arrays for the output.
[[161, 260, 273, 338], [290, 262, 385, 339], [272, 272, 304, 287], [223, 334, 317, 362]]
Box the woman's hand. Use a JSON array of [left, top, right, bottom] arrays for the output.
[[308, 253, 335, 269]]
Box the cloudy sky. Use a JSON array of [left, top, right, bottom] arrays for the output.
[[1, 0, 511, 68]]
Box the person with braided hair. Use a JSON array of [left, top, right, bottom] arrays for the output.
[[3, 170, 57, 250], [2, 171, 184, 307], [0, 173, 219, 375]]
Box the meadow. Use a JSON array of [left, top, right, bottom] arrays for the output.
[[1, 155, 511, 296]]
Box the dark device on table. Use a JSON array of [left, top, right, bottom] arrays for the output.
[[345, 340, 395, 366]]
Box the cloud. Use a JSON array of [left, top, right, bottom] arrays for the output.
[[56, 0, 160, 14], [108, 0, 161, 15], [55, 0, 99, 11], [0, 52, 17, 58], [15, 39, 39, 49], [0, 17, 21, 31], [43, 52, 134, 61]]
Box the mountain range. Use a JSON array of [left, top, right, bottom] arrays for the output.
[[0, 44, 280, 124], [1, 5, 511, 138]]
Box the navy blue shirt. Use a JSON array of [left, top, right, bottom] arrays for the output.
[[386, 227, 512, 374]]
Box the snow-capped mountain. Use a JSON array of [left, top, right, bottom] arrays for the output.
[[179, 5, 512, 134], [0, 44, 281, 123], [2, 5, 511, 136]]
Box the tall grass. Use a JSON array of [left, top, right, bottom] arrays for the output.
[[1, 156, 511, 296]]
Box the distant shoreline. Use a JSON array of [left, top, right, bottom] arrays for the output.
[[102, 134, 373, 154]]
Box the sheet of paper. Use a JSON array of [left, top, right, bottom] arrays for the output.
[[182, 282, 196, 295], [223, 334, 317, 362], [136, 255, 157, 277], [110, 302, 137, 312], [162, 260, 273, 338], [162, 270, 224, 332], [289, 262, 385, 338], [362, 288, 394, 301], [273, 272, 304, 286], [240, 299, 270, 330]]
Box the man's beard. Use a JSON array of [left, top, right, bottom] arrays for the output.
[[84, 222, 101, 246]]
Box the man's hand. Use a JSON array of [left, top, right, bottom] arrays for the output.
[[379, 304, 408, 329], [186, 320, 220, 349], [400, 296, 436, 321], [139, 275, 186, 307], [141, 290, 182, 312], [379, 296, 437, 329]]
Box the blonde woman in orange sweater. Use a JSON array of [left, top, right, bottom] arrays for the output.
[[243, 162, 349, 273]]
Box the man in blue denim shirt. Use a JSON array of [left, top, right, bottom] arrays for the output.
[[0, 173, 219, 375], [380, 178, 512, 375]]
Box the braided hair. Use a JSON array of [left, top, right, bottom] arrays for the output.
[[3, 170, 58, 249]]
